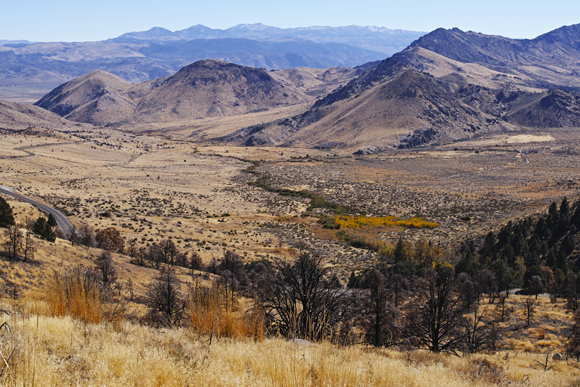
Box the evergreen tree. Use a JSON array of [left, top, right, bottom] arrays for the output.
[[480, 232, 496, 257], [43, 222, 56, 242], [534, 217, 547, 238], [0, 197, 15, 228], [489, 259, 513, 296], [394, 237, 407, 263], [47, 213, 57, 227], [546, 250, 556, 268], [563, 234, 576, 256], [548, 202, 559, 227], [556, 246, 569, 275], [456, 250, 478, 278], [560, 197, 571, 218], [33, 217, 47, 236], [501, 244, 515, 267]]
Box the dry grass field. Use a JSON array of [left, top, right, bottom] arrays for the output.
[[0, 229, 578, 386], [1, 122, 580, 386], [1, 310, 579, 387]]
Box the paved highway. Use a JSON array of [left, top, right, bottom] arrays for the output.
[[0, 186, 74, 236]]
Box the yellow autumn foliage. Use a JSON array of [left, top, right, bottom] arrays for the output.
[[334, 215, 439, 229]]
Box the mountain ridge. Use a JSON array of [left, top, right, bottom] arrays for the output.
[[34, 60, 359, 126], [221, 24, 580, 150]]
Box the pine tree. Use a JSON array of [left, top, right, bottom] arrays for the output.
[[0, 197, 15, 228], [556, 246, 569, 274], [33, 217, 47, 236], [560, 197, 570, 218], [47, 213, 57, 227], [394, 237, 407, 263]]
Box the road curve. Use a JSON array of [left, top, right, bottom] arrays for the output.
[[0, 187, 74, 236]]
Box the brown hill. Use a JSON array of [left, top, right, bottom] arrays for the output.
[[222, 25, 580, 151], [222, 69, 515, 149], [35, 70, 139, 126], [132, 60, 305, 123], [35, 60, 357, 126], [0, 99, 91, 131]]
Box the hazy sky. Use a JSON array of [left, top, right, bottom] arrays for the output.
[[1, 0, 578, 42]]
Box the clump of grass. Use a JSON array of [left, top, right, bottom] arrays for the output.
[[44, 267, 103, 324], [187, 283, 263, 340]]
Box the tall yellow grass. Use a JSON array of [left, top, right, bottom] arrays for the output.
[[0, 309, 578, 386], [188, 282, 264, 340], [44, 268, 103, 324]]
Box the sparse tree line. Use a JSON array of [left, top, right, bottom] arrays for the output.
[[3, 193, 580, 357], [0, 196, 60, 261]]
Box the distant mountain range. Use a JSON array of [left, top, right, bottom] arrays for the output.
[[5, 23, 580, 152], [0, 24, 424, 90], [109, 23, 425, 54]]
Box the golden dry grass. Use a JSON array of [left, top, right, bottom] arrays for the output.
[[0, 306, 579, 387]]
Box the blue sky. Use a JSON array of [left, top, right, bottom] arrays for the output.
[[1, 0, 578, 42]]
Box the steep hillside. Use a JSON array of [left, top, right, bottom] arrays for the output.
[[406, 24, 580, 91], [0, 99, 90, 131], [133, 60, 305, 122], [220, 24, 580, 151], [35, 60, 350, 126], [35, 70, 139, 126], [222, 69, 515, 149]]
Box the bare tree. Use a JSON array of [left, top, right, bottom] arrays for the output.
[[189, 251, 203, 275], [95, 251, 117, 289], [403, 265, 465, 353], [159, 239, 179, 265], [22, 230, 35, 262], [530, 276, 545, 300], [254, 253, 345, 341], [146, 269, 185, 328], [361, 269, 399, 347], [3, 224, 23, 261], [523, 298, 535, 327], [70, 223, 96, 248], [495, 294, 513, 323], [462, 303, 498, 353], [126, 240, 138, 259]]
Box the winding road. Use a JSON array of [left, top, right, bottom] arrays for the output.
[[0, 186, 74, 236]]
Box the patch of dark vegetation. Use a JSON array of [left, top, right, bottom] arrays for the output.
[[244, 161, 351, 215]]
